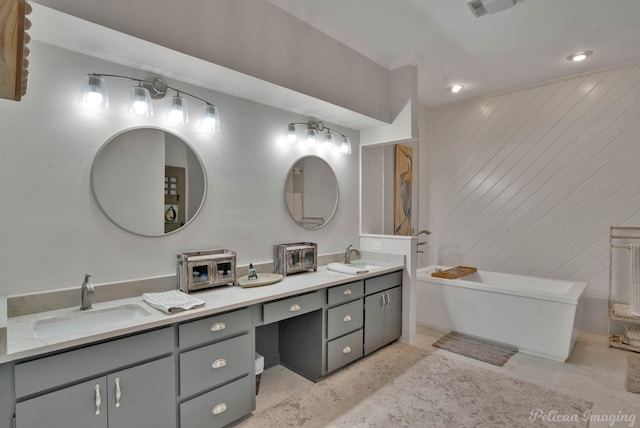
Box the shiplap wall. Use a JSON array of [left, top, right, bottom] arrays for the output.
[[424, 64, 640, 324]]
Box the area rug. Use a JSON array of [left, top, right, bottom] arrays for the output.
[[236, 343, 592, 427], [432, 331, 518, 366]]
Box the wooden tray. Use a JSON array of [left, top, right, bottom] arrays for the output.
[[237, 273, 283, 288], [431, 266, 477, 279]]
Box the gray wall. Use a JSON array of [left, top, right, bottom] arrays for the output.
[[0, 41, 360, 296]]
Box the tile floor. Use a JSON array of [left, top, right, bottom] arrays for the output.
[[255, 326, 640, 427]]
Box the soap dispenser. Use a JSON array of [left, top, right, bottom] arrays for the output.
[[248, 263, 258, 280]]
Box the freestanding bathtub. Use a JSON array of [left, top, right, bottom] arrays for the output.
[[416, 266, 587, 361]]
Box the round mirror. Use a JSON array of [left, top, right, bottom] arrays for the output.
[[91, 128, 206, 236], [284, 156, 339, 229]]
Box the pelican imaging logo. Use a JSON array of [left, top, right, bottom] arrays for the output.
[[529, 409, 636, 426]]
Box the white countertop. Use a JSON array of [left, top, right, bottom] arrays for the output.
[[3, 260, 403, 364]]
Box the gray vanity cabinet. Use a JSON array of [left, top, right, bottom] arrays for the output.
[[14, 327, 176, 428], [178, 307, 254, 428], [16, 356, 175, 428], [364, 271, 402, 355]]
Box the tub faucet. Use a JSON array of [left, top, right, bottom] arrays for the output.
[[344, 244, 360, 264], [80, 273, 94, 311]]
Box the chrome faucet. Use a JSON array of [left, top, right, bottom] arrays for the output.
[[415, 230, 431, 254], [80, 273, 94, 310], [344, 244, 361, 264]]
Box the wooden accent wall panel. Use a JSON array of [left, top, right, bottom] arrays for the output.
[[0, 0, 30, 101]]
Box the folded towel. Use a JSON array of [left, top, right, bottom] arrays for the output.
[[613, 303, 640, 319], [624, 326, 640, 343], [142, 290, 205, 314], [327, 262, 369, 275]]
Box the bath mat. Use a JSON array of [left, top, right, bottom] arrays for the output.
[[626, 354, 640, 393], [237, 343, 592, 427], [432, 331, 518, 366]]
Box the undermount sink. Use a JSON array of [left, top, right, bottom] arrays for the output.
[[348, 261, 381, 270], [33, 303, 151, 339]]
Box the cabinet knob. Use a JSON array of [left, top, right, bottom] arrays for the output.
[[94, 384, 102, 416], [210, 322, 226, 332], [342, 315, 352, 322], [343, 289, 352, 296], [211, 358, 227, 369], [212, 403, 228, 415], [289, 303, 301, 312], [343, 346, 352, 354]]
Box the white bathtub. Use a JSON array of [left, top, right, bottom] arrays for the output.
[[416, 265, 587, 361]]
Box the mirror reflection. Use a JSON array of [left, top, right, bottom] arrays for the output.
[[284, 156, 339, 229], [91, 128, 206, 236]]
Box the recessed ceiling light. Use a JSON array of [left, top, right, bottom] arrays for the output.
[[567, 51, 593, 62], [449, 84, 464, 93]]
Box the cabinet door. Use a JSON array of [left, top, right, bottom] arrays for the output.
[[107, 356, 176, 428], [16, 378, 108, 428], [383, 286, 402, 345], [364, 292, 386, 355]]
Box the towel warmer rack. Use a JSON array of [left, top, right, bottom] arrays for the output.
[[608, 226, 640, 352]]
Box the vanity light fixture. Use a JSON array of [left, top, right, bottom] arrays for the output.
[[286, 121, 352, 155], [80, 73, 220, 132], [448, 84, 465, 93], [566, 51, 593, 62]]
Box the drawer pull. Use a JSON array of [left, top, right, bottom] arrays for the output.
[[210, 322, 226, 332], [289, 303, 301, 312], [114, 377, 121, 408], [343, 346, 352, 354], [95, 384, 102, 415], [211, 358, 227, 369], [342, 315, 352, 322], [212, 403, 228, 415], [342, 289, 352, 296]]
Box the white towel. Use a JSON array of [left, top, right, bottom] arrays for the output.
[[327, 263, 369, 275], [613, 303, 640, 319], [623, 326, 640, 347], [142, 290, 205, 314], [629, 244, 640, 317]]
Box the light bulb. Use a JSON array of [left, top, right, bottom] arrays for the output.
[[287, 124, 297, 144], [199, 105, 220, 133], [129, 86, 153, 118], [306, 128, 317, 146], [321, 132, 334, 151], [80, 75, 108, 108], [449, 84, 464, 93], [166, 95, 188, 125], [339, 136, 352, 155]]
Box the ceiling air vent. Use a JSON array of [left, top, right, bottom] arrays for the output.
[[467, 0, 517, 18], [467, 0, 488, 17]]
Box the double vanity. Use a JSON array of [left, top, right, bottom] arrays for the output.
[[1, 257, 404, 428]]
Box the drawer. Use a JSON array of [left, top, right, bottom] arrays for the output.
[[263, 291, 322, 324], [15, 327, 174, 399], [180, 375, 252, 428], [179, 307, 251, 349], [327, 299, 363, 340], [180, 333, 252, 397], [327, 329, 363, 373], [327, 280, 363, 306], [365, 270, 402, 295]]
